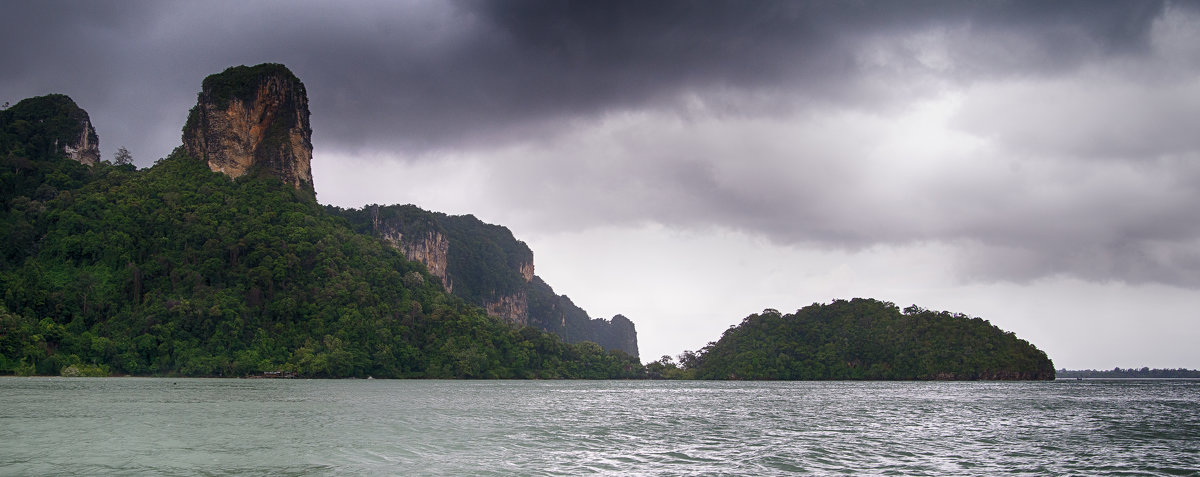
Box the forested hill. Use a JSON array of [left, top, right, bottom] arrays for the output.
[[685, 299, 1055, 380], [0, 107, 641, 378]]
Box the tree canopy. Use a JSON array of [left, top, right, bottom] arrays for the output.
[[1, 144, 641, 378], [684, 298, 1054, 380]]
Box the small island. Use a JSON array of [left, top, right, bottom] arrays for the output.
[[653, 298, 1055, 380]]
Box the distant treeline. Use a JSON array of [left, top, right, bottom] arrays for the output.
[[1057, 368, 1200, 379]]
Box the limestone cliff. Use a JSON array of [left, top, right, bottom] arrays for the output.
[[595, 314, 639, 358], [62, 115, 100, 166], [398, 231, 453, 291], [182, 63, 313, 192], [370, 205, 452, 290], [331, 203, 641, 358], [485, 293, 530, 326], [483, 247, 533, 326], [527, 278, 640, 358], [0, 94, 99, 165]]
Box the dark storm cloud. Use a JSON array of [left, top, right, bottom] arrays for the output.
[[2, 0, 1173, 155], [5, 0, 1199, 289], [311, 0, 1172, 153]]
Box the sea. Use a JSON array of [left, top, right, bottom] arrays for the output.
[[1, 378, 1197, 476]]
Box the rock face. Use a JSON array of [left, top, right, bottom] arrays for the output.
[[482, 250, 534, 326], [62, 115, 100, 166], [397, 231, 452, 290], [182, 63, 313, 192], [598, 314, 639, 358], [371, 206, 452, 290], [485, 293, 530, 326], [0, 94, 99, 165], [337, 204, 640, 358], [526, 278, 640, 357]]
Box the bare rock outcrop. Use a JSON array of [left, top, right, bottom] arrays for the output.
[[182, 63, 313, 192], [62, 115, 100, 166], [485, 292, 530, 326]]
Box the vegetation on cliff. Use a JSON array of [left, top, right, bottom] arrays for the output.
[[331, 204, 640, 357], [183, 63, 314, 192], [331, 204, 533, 307], [659, 299, 1054, 380], [194, 63, 302, 110], [2, 94, 99, 168], [0, 143, 641, 378]]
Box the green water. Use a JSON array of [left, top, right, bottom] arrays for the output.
[[1, 378, 1197, 475]]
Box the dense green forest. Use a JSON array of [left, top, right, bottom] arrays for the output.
[[1057, 368, 1200, 379], [652, 299, 1055, 380], [1, 117, 641, 377]]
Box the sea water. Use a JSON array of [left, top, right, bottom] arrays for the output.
[[1, 378, 1197, 475]]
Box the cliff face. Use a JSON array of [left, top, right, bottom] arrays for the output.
[[370, 206, 452, 290], [484, 252, 533, 326], [596, 314, 639, 358], [527, 277, 639, 358], [62, 115, 100, 166], [485, 293, 529, 326], [182, 64, 313, 192], [334, 204, 640, 358], [0, 94, 99, 165], [397, 231, 452, 291], [369, 206, 533, 326]]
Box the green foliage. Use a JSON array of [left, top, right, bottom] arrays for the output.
[[0, 145, 642, 379], [198, 63, 301, 110], [689, 298, 1055, 380], [1, 95, 98, 227], [60, 363, 110, 377], [113, 147, 132, 166], [644, 355, 694, 380], [329, 203, 443, 247], [438, 214, 534, 302], [0, 94, 97, 163]]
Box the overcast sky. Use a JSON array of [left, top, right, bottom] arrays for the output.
[[5, 0, 1200, 368]]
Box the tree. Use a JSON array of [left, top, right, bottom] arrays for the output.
[[113, 146, 132, 166]]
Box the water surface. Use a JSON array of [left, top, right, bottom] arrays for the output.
[[2, 378, 1197, 475]]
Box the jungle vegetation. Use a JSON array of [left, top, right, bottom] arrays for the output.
[[1, 137, 641, 378], [651, 299, 1055, 381]]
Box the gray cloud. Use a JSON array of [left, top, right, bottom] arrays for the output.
[[6, 0, 1200, 289], [7, 0, 1175, 157]]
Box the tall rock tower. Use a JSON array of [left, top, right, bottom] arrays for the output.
[[182, 63, 314, 192]]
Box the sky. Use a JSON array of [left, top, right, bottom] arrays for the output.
[[4, 0, 1200, 369]]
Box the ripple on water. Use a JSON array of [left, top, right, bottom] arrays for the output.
[[2, 379, 1199, 475]]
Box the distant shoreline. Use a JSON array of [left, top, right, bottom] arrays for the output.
[[1057, 377, 1200, 381], [7, 374, 1200, 383], [1056, 368, 1200, 379]]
